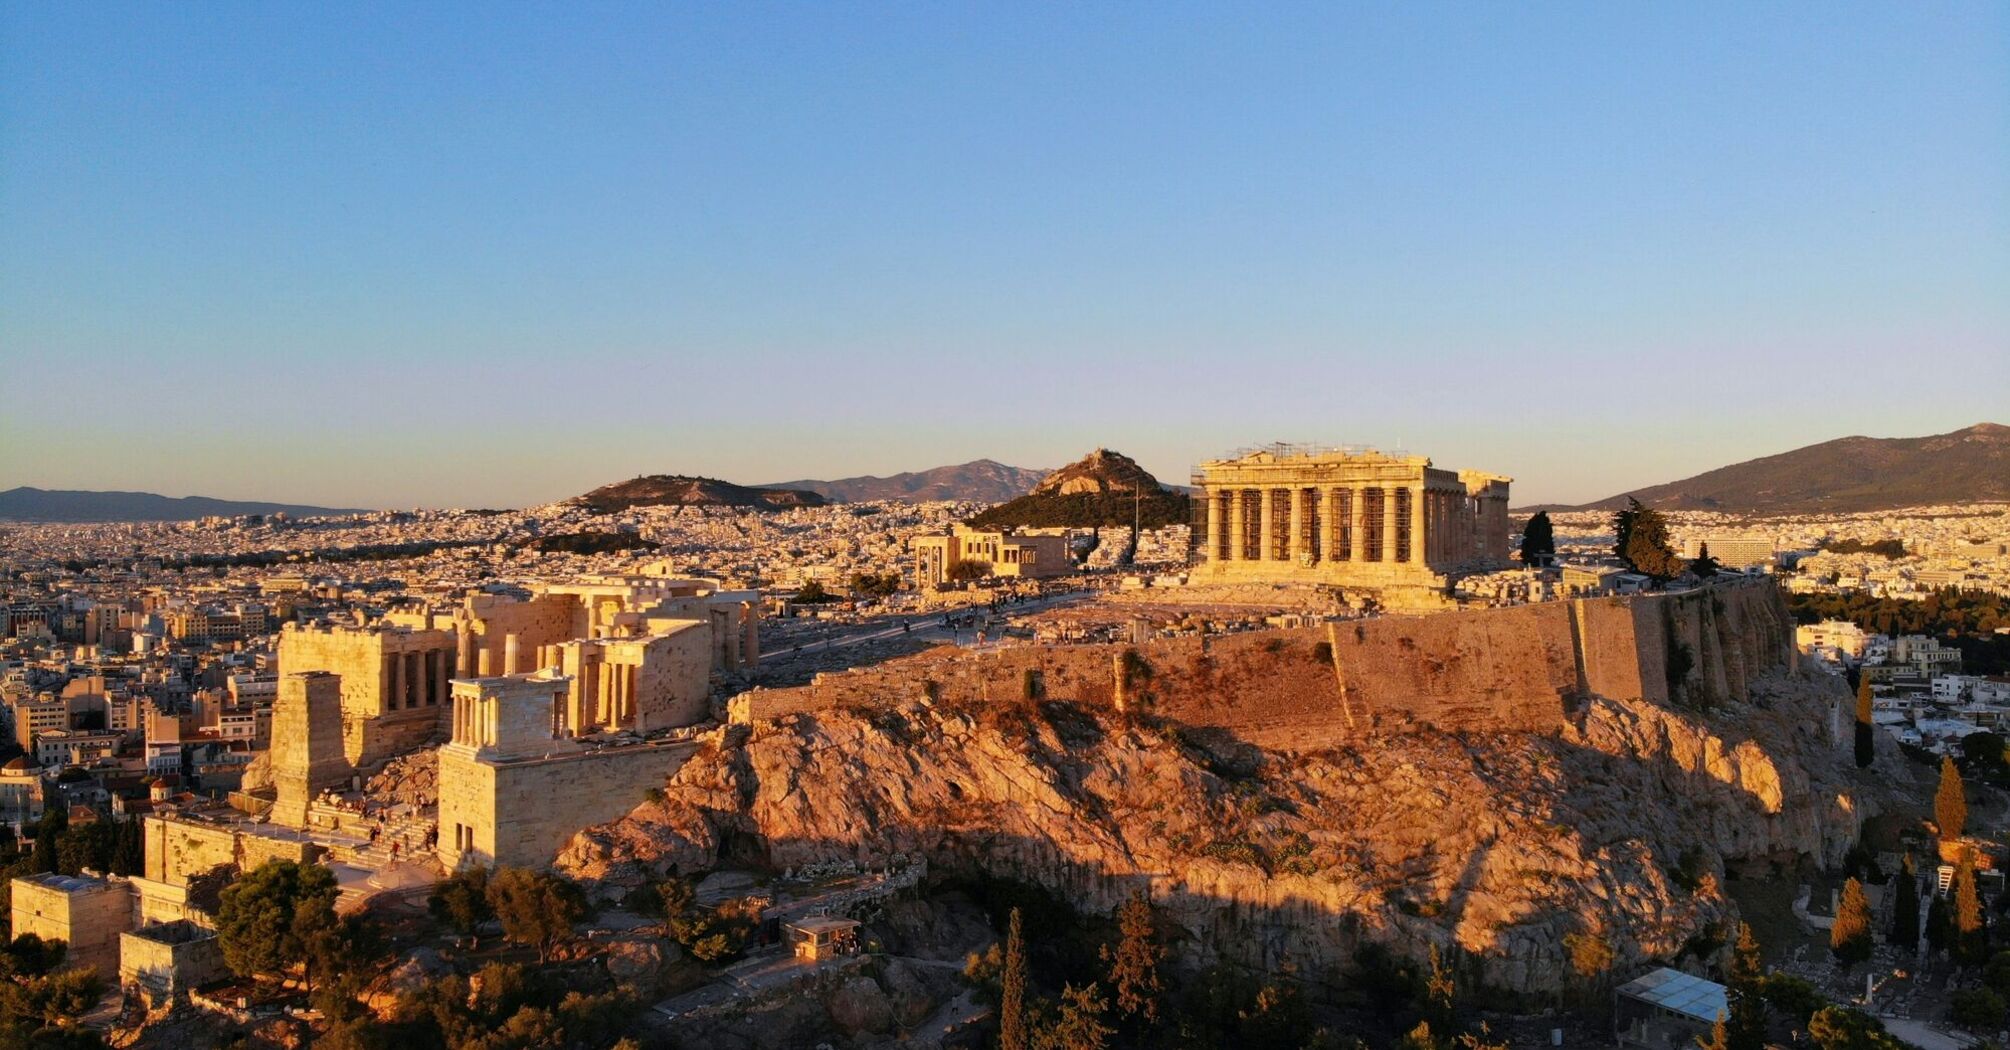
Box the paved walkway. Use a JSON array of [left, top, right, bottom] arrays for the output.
[[1881, 1016, 1978, 1050]]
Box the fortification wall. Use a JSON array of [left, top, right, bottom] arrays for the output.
[[141, 816, 317, 888], [730, 580, 1795, 750], [438, 739, 700, 871]]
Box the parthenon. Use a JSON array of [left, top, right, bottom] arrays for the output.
[[1191, 444, 1512, 589]]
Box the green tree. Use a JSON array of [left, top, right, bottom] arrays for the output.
[[794, 580, 835, 604], [1100, 892, 1164, 1026], [948, 559, 992, 583], [215, 858, 338, 983], [1613, 497, 1684, 580], [1690, 542, 1721, 579], [1956, 853, 1990, 965], [1807, 1006, 1905, 1049], [1854, 679, 1875, 769], [1726, 923, 1767, 1050], [1891, 853, 1920, 954], [1937, 755, 1969, 839], [1951, 988, 2006, 1030], [485, 867, 584, 964], [428, 866, 494, 943], [1624, 512, 1684, 579], [1519, 512, 1555, 566], [1929, 892, 1954, 956], [1001, 907, 1027, 1050], [1039, 983, 1113, 1050], [1758, 973, 1823, 1029], [1831, 878, 1873, 966]]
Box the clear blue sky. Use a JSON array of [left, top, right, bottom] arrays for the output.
[[3, 3, 2005, 508]]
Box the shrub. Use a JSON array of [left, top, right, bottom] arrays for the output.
[[1952, 988, 2005, 1030]]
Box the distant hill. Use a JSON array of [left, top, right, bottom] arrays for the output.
[[967, 449, 1191, 530], [764, 460, 1047, 504], [0, 486, 364, 523], [575, 475, 826, 513], [1560, 422, 2010, 515]]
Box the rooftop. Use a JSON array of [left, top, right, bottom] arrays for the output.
[[1615, 967, 1728, 1024]]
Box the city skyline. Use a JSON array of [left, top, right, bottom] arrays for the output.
[[4, 3, 2007, 508]]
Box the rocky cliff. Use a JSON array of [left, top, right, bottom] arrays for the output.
[[565, 657, 1885, 994]]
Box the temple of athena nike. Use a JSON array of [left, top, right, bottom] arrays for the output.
[[1191, 444, 1513, 590]]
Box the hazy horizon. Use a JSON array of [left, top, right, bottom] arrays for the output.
[[5, 4, 2006, 508]]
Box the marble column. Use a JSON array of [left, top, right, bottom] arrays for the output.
[[1319, 489, 1336, 562], [1257, 488, 1276, 561], [1206, 491, 1224, 562], [1382, 488, 1400, 564], [456, 626, 475, 677], [1225, 489, 1246, 562], [1412, 485, 1428, 568], [1288, 488, 1307, 564], [1349, 487, 1367, 562]]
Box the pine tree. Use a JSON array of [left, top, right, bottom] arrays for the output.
[[1891, 853, 1921, 954], [1001, 907, 1027, 1050], [1956, 853, 1989, 965], [1937, 755, 1968, 840], [1854, 679, 1875, 769], [1100, 892, 1165, 1026], [1690, 542, 1721, 579], [1614, 498, 1684, 580], [1726, 923, 1767, 1050], [1831, 877, 1873, 966]]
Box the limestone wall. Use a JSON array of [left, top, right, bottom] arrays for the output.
[[438, 739, 699, 871], [731, 581, 1795, 750], [120, 922, 227, 1005], [462, 593, 583, 675], [11, 875, 133, 979], [142, 816, 317, 888], [271, 672, 346, 827]]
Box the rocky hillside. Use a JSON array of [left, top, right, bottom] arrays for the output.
[[1563, 422, 2010, 514], [562, 667, 1885, 994], [762, 459, 1048, 504], [966, 449, 1190, 530], [574, 475, 826, 513]]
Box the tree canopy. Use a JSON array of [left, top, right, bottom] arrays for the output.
[[1518, 512, 1555, 566], [215, 859, 339, 983]]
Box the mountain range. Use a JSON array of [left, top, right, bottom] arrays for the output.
[[1543, 422, 2010, 514], [0, 487, 363, 523], [762, 459, 1047, 504]]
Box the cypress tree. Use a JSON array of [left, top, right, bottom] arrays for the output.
[[1101, 892, 1165, 1026], [1891, 853, 1921, 954], [1001, 907, 1027, 1050], [1854, 679, 1875, 769], [1519, 511, 1556, 566], [1832, 878, 1873, 966], [1956, 854, 1989, 965], [1726, 923, 1767, 1050], [1697, 1015, 1731, 1050], [1928, 892, 1953, 956], [1937, 755, 1968, 840]]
